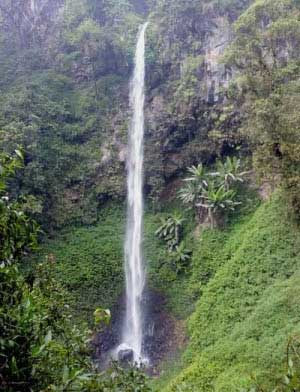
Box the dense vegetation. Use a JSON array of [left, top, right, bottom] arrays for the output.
[[1, 0, 300, 391], [225, 0, 300, 215], [0, 0, 143, 228], [32, 205, 125, 321], [0, 152, 152, 391], [164, 193, 300, 391]]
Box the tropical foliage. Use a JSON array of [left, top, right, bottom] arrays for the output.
[[168, 242, 192, 274], [179, 158, 246, 228], [155, 212, 185, 251], [0, 150, 39, 266], [1, 0, 300, 390], [155, 213, 192, 274], [0, 0, 142, 229]]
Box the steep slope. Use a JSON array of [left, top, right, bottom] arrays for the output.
[[164, 193, 300, 391], [144, 0, 248, 200]]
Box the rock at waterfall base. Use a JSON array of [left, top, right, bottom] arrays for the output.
[[118, 349, 134, 363]]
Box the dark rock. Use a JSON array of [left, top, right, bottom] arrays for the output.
[[118, 349, 134, 363], [93, 289, 181, 372]]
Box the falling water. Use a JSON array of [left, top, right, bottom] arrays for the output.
[[119, 23, 148, 363]]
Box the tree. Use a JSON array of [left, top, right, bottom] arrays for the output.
[[178, 164, 209, 222], [179, 159, 244, 227], [214, 156, 248, 190], [178, 181, 200, 208], [198, 184, 240, 228]]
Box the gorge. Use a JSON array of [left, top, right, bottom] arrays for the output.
[[1, 1, 300, 391]]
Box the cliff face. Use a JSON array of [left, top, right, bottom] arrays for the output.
[[0, 0, 252, 227], [56, 1, 250, 220], [142, 6, 240, 201], [97, 8, 237, 202]]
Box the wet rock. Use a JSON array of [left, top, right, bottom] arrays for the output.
[[94, 289, 186, 373], [118, 349, 134, 363]]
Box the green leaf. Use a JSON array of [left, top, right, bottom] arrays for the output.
[[44, 330, 52, 345], [14, 149, 24, 160], [62, 365, 70, 384]]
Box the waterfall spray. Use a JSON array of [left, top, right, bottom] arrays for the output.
[[118, 23, 148, 364]]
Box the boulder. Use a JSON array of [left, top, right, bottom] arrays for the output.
[[118, 349, 134, 363]]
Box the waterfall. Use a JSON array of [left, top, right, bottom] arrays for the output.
[[119, 23, 148, 364]]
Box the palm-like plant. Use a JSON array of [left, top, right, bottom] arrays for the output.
[[171, 212, 185, 244], [215, 157, 248, 190], [170, 242, 192, 274], [178, 181, 199, 206], [155, 213, 185, 251], [197, 184, 241, 228], [178, 164, 208, 213], [185, 163, 208, 185], [155, 216, 172, 238], [178, 158, 246, 228]]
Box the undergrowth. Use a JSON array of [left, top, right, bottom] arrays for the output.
[[28, 189, 300, 392], [32, 205, 125, 322], [31, 203, 193, 322]]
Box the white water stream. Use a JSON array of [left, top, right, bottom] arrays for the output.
[[119, 23, 148, 363]]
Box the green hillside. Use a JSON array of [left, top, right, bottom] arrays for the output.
[[165, 193, 300, 391]]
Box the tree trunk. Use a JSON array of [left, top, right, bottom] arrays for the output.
[[196, 205, 207, 224]]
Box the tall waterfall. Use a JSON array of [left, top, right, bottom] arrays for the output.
[[121, 23, 148, 363]]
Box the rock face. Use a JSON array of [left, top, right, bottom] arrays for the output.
[[23, 2, 251, 227], [84, 4, 249, 209], [42, 3, 250, 223], [94, 290, 180, 370], [118, 349, 134, 363], [141, 6, 243, 201], [142, 290, 179, 367], [0, 1, 253, 228], [203, 16, 233, 104]]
